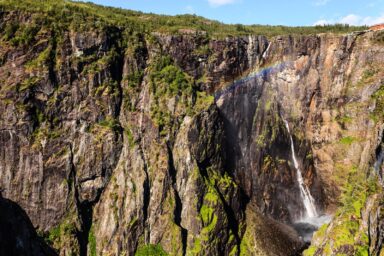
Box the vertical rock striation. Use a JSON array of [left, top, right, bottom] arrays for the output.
[[0, 5, 383, 256]]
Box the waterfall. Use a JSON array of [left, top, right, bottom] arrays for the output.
[[283, 119, 318, 219]]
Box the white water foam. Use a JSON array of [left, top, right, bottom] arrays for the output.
[[293, 214, 332, 242]]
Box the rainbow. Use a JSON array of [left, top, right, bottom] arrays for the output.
[[214, 61, 293, 100]]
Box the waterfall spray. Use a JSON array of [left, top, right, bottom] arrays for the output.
[[283, 119, 317, 219]]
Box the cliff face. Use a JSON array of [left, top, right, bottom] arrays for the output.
[[0, 6, 383, 256]]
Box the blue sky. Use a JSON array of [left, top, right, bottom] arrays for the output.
[[87, 0, 384, 26]]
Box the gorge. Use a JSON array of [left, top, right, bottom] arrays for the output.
[[0, 1, 384, 256]]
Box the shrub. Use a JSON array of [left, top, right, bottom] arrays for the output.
[[0, 0, 368, 39], [98, 117, 121, 132], [10, 24, 39, 47], [135, 244, 168, 256], [372, 31, 384, 45], [3, 22, 19, 41], [127, 70, 144, 88], [371, 85, 384, 121], [88, 226, 97, 256], [339, 136, 356, 145]]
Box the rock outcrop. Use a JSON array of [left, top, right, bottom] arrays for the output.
[[0, 2, 383, 256]]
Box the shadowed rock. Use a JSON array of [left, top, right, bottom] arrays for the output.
[[0, 195, 57, 256]]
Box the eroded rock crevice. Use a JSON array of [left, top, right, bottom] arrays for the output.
[[167, 143, 188, 255], [0, 5, 384, 256]]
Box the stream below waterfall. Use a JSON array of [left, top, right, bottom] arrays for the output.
[[293, 215, 332, 242]]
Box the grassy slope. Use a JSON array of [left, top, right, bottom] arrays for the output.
[[0, 0, 367, 38]]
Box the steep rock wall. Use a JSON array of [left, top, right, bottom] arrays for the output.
[[0, 9, 383, 256]]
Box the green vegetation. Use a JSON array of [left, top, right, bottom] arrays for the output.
[[148, 55, 213, 137], [199, 186, 219, 235], [41, 215, 78, 249], [239, 224, 259, 256], [255, 133, 266, 147], [126, 70, 144, 88], [337, 115, 352, 124], [304, 167, 382, 256], [151, 63, 193, 97], [229, 241, 238, 256], [25, 46, 52, 71], [98, 116, 121, 132], [371, 85, 384, 122], [88, 226, 97, 256], [77, 49, 122, 98], [200, 204, 218, 228], [195, 91, 214, 112], [0, 0, 367, 39], [94, 78, 120, 97], [362, 68, 378, 80], [189, 166, 239, 255], [303, 246, 317, 256], [316, 223, 329, 238], [205, 167, 237, 194], [16, 77, 41, 92], [135, 244, 168, 256], [0, 1, 378, 255], [339, 136, 357, 145], [193, 44, 211, 56], [355, 66, 381, 90], [263, 155, 273, 168], [8, 24, 40, 47], [149, 56, 191, 133], [83, 49, 119, 75], [191, 237, 203, 255], [125, 126, 136, 149], [128, 217, 138, 228], [2, 22, 19, 41], [46, 226, 60, 244], [372, 31, 384, 45]]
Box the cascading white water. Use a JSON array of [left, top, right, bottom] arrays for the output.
[[283, 119, 318, 219]]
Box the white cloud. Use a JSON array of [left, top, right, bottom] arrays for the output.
[[361, 15, 384, 25], [208, 0, 236, 7], [313, 13, 384, 26], [339, 14, 361, 25], [314, 0, 330, 6]]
